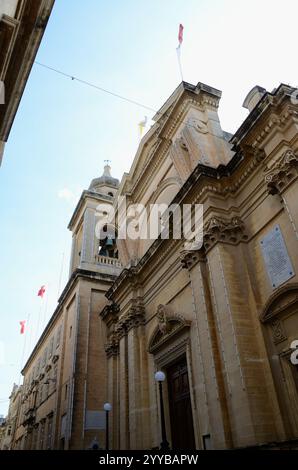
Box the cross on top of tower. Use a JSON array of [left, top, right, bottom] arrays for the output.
[[103, 160, 111, 177]]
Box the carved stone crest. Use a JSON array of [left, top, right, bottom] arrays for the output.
[[271, 319, 287, 345], [149, 309, 191, 354], [157, 304, 172, 334], [265, 149, 298, 195]]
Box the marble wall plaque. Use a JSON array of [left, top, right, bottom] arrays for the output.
[[260, 225, 295, 289], [85, 410, 105, 430]]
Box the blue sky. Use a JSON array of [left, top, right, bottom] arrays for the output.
[[0, 0, 297, 414]]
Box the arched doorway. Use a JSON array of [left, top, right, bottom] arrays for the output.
[[260, 283, 298, 438], [166, 355, 196, 449], [149, 306, 196, 449]]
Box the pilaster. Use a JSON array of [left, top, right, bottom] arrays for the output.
[[202, 216, 278, 447], [181, 249, 232, 449]]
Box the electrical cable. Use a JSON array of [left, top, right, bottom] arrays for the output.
[[34, 61, 202, 132]]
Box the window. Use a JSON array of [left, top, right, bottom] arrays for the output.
[[51, 366, 58, 393], [39, 420, 45, 449], [60, 414, 67, 439], [32, 425, 38, 450], [47, 415, 53, 449], [36, 358, 41, 377], [45, 376, 50, 400], [64, 384, 68, 400], [48, 337, 54, 358], [69, 325, 72, 338], [42, 348, 47, 368], [98, 225, 118, 259], [56, 325, 62, 349], [37, 385, 42, 406]]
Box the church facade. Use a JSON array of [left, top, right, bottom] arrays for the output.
[[12, 81, 298, 450]]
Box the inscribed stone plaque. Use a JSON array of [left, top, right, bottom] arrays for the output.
[[85, 410, 105, 430], [260, 225, 295, 289]]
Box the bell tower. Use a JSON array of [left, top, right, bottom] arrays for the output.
[[68, 163, 121, 277]]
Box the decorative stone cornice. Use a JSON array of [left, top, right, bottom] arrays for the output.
[[203, 216, 248, 251], [100, 302, 120, 325], [180, 248, 206, 269], [106, 265, 139, 300], [221, 148, 265, 195], [181, 216, 248, 269], [265, 149, 298, 195], [253, 108, 297, 147], [104, 299, 145, 354], [116, 299, 145, 338], [105, 334, 120, 358]]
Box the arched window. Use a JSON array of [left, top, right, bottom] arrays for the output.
[[98, 224, 118, 259]]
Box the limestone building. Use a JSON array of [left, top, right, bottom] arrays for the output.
[[0, 384, 22, 449], [14, 165, 121, 450], [12, 80, 298, 450], [0, 0, 55, 165]]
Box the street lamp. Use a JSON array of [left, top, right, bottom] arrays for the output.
[[103, 402, 112, 450], [154, 371, 170, 450]]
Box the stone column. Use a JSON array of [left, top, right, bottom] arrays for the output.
[[106, 350, 119, 450], [118, 334, 129, 449], [126, 305, 151, 449], [181, 249, 232, 449], [204, 216, 278, 447]]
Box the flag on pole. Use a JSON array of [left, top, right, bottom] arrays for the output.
[[37, 285, 46, 298], [176, 24, 184, 81], [178, 23, 184, 45], [138, 116, 147, 138], [19, 321, 26, 335]]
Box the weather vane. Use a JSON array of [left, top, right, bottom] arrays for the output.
[[104, 159, 111, 165]]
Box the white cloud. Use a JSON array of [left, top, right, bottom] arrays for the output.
[[57, 188, 75, 202]]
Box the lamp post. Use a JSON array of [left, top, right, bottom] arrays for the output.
[[154, 371, 170, 450], [103, 403, 112, 450]]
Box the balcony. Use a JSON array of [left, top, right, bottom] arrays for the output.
[[22, 408, 36, 427], [95, 255, 122, 268]]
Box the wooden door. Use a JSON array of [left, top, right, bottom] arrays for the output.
[[167, 357, 196, 449]]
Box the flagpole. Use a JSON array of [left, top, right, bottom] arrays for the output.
[[18, 313, 30, 385], [176, 24, 184, 83], [57, 250, 65, 299], [35, 301, 43, 343], [176, 46, 184, 82], [42, 284, 50, 330]]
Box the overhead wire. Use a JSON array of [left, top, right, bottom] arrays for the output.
[[34, 61, 202, 133]]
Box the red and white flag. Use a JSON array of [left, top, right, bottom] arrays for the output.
[[178, 23, 184, 45], [176, 24, 184, 81], [19, 321, 26, 335], [37, 285, 46, 298]]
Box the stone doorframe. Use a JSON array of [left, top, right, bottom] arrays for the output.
[[148, 305, 198, 447], [260, 283, 298, 438]]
